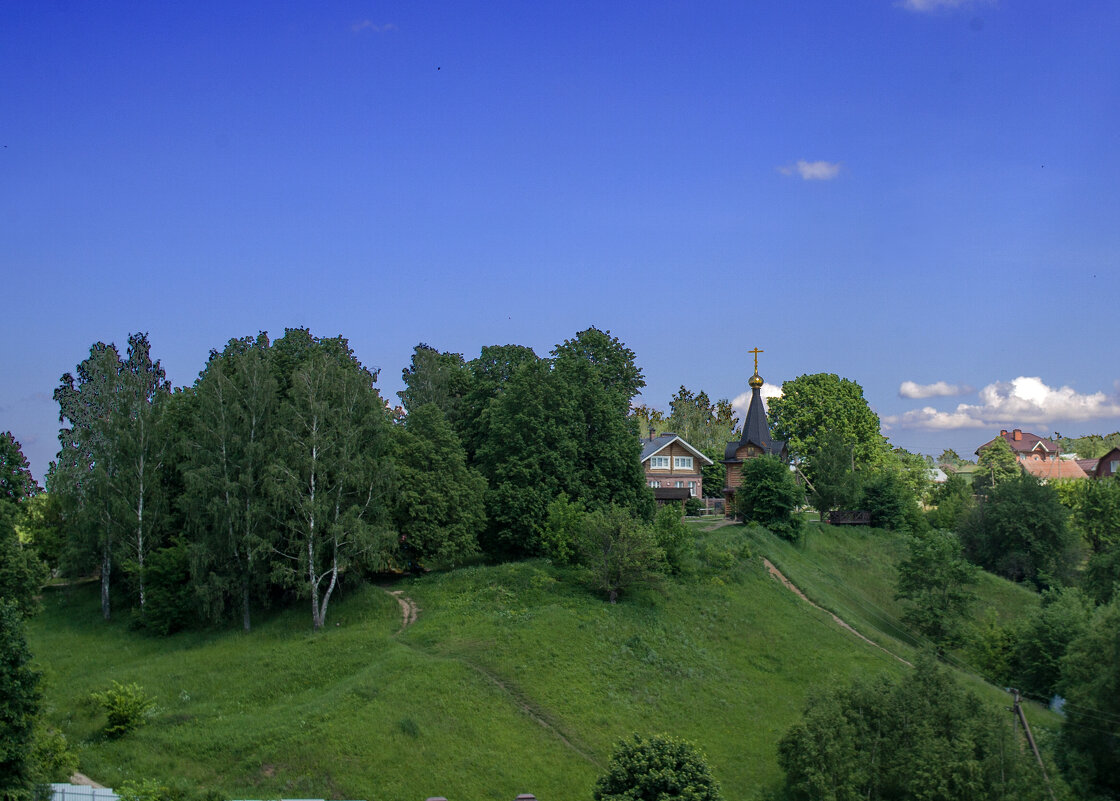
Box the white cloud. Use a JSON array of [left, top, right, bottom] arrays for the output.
[[899, 380, 973, 399], [885, 376, 1120, 431], [778, 160, 841, 181], [351, 20, 397, 33]]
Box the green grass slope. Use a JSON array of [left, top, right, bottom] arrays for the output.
[[27, 523, 1044, 801]]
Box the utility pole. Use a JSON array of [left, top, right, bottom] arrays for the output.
[[1009, 688, 1057, 801]]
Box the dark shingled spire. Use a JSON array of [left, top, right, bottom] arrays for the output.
[[724, 363, 786, 462]]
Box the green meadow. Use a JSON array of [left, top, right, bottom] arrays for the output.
[[27, 522, 1051, 801]]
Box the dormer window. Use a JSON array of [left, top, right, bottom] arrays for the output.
[[650, 456, 670, 469], [674, 456, 694, 470]]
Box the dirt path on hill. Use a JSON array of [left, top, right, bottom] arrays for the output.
[[465, 662, 601, 768], [382, 585, 598, 767], [762, 558, 911, 667], [69, 773, 105, 788], [386, 588, 419, 634]]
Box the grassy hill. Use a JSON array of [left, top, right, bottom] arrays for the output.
[[26, 522, 1050, 801]]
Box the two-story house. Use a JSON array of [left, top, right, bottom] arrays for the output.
[[640, 433, 713, 504]]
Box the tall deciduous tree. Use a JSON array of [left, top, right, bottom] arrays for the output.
[[53, 341, 126, 620], [271, 339, 393, 630], [551, 326, 645, 406], [895, 530, 978, 649], [1058, 595, 1120, 799], [958, 473, 1079, 588], [974, 436, 1021, 492], [107, 333, 172, 611], [392, 403, 485, 568], [182, 334, 278, 630], [767, 373, 889, 473], [397, 344, 471, 422]]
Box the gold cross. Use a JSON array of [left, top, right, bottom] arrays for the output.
[[748, 347, 763, 374]]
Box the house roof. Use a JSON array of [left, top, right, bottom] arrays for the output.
[[975, 429, 1059, 457], [1019, 456, 1087, 481], [640, 434, 714, 465], [723, 378, 786, 462], [1076, 458, 1099, 475]]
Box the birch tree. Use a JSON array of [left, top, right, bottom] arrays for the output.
[[53, 342, 125, 620], [183, 334, 277, 630], [272, 342, 393, 630], [108, 333, 171, 611]]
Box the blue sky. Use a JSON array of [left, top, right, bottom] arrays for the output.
[[3, 1, 1119, 480]]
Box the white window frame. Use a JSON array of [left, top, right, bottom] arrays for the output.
[[673, 456, 693, 470], [649, 456, 670, 470], [688, 481, 696, 497]]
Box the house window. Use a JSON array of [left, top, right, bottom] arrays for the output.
[[650, 456, 670, 469], [675, 481, 682, 488], [1111, 460, 1119, 473], [649, 480, 660, 488], [688, 481, 696, 497], [673, 456, 693, 470]]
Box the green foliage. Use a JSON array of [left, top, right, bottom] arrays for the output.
[[804, 432, 862, 518], [15, 493, 66, 575], [962, 609, 1014, 684], [136, 540, 195, 636], [938, 448, 966, 468], [117, 779, 172, 801], [0, 601, 40, 797], [895, 531, 978, 649], [1010, 588, 1093, 700], [551, 326, 645, 406], [181, 333, 278, 632], [0, 505, 49, 618], [1082, 546, 1120, 605], [397, 343, 471, 423], [777, 655, 1052, 801], [652, 505, 693, 576], [1056, 431, 1120, 460], [857, 470, 912, 531], [476, 330, 653, 556], [683, 497, 703, 517], [958, 474, 1080, 588], [1058, 595, 1120, 799], [541, 494, 586, 565], [664, 387, 740, 454], [975, 436, 1021, 493], [90, 680, 155, 738], [735, 456, 803, 540], [26, 723, 78, 785], [392, 404, 485, 568], [579, 506, 664, 603], [593, 733, 722, 801], [270, 338, 395, 629], [926, 473, 973, 531], [1064, 476, 1120, 553], [767, 373, 890, 469], [0, 433, 39, 505]]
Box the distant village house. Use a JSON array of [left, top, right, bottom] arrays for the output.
[[640, 433, 713, 505]]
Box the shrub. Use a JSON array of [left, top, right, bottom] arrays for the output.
[[90, 681, 155, 738], [683, 497, 703, 517], [653, 505, 693, 576], [594, 733, 722, 801], [735, 456, 803, 541]]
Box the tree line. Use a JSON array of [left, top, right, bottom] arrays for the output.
[[30, 326, 656, 634]]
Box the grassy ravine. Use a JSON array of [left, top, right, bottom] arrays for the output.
[[28, 523, 1042, 801]]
